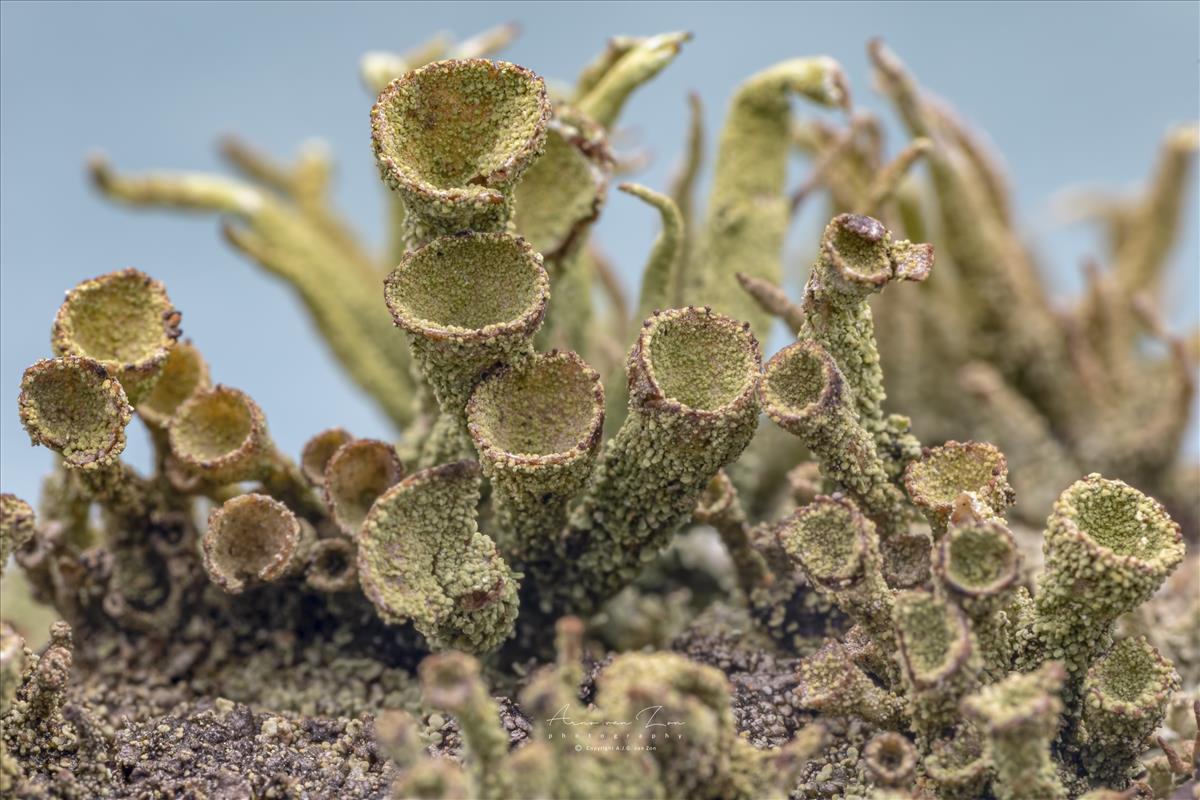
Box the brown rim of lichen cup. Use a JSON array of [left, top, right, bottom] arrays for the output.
[[136, 340, 210, 428], [51, 268, 181, 402], [1083, 636, 1178, 719], [323, 438, 405, 536], [820, 213, 933, 289], [863, 731, 918, 788], [370, 58, 550, 205], [202, 493, 305, 594], [903, 440, 1014, 526], [466, 350, 604, 469], [300, 427, 354, 486], [758, 339, 845, 434], [628, 306, 761, 420], [778, 495, 874, 590], [893, 589, 974, 691], [18, 356, 132, 469], [168, 384, 268, 484], [934, 520, 1020, 600], [384, 232, 549, 344]]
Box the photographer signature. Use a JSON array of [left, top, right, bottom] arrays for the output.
[[546, 705, 686, 729]]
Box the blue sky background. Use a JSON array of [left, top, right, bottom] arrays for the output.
[[2, 1, 1197, 504]]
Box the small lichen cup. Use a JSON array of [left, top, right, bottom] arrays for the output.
[[202, 493, 314, 594], [19, 355, 133, 469]]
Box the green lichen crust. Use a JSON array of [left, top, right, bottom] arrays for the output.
[[690, 57, 849, 337], [557, 307, 761, 613], [903, 440, 1014, 537], [419, 652, 512, 800], [371, 58, 550, 247], [384, 232, 550, 464], [299, 426, 353, 486], [962, 662, 1068, 800], [760, 340, 907, 537], [892, 589, 979, 744], [19, 356, 132, 469], [799, 214, 933, 462], [202, 493, 312, 594], [135, 339, 209, 428], [794, 638, 904, 726], [321, 438, 404, 536], [356, 461, 518, 653], [777, 495, 894, 650], [50, 268, 180, 405], [933, 520, 1020, 680], [466, 350, 603, 572], [1077, 636, 1180, 787], [0, 495, 35, 578], [1023, 474, 1184, 681]]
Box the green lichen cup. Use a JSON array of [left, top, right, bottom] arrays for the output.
[[19, 355, 132, 469], [51, 268, 180, 404], [202, 493, 311, 594]]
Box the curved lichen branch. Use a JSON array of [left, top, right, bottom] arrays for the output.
[[371, 58, 550, 247], [689, 56, 849, 337], [356, 461, 519, 653], [574, 31, 691, 129], [622, 182, 684, 325], [735, 272, 805, 334]]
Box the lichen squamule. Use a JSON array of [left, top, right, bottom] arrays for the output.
[[1, 23, 1196, 800]]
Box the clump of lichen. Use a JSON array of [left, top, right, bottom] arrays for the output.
[[2, 23, 1196, 800]]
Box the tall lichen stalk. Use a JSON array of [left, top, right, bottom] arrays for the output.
[[1, 24, 1197, 800]]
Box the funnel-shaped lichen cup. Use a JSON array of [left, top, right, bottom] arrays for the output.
[[371, 58, 550, 246], [19, 356, 132, 469]]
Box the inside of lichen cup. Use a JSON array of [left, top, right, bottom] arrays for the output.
[[63, 273, 167, 365], [764, 345, 827, 412], [25, 363, 122, 454], [945, 525, 1015, 588], [380, 61, 544, 188], [646, 314, 756, 411], [913, 446, 1003, 505], [1067, 479, 1171, 559], [301, 428, 353, 484], [471, 354, 598, 456], [390, 236, 542, 331], [210, 498, 294, 581], [828, 215, 890, 280], [897, 594, 955, 673], [789, 503, 862, 581], [1092, 638, 1155, 701], [174, 390, 253, 460], [138, 342, 205, 421], [327, 442, 400, 530]]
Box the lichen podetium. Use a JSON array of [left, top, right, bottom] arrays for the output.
[[2, 24, 1196, 800]]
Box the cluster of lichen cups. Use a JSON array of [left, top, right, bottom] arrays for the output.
[[3, 34, 1194, 800]]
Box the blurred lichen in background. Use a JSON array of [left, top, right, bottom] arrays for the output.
[[1, 22, 1197, 799]]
